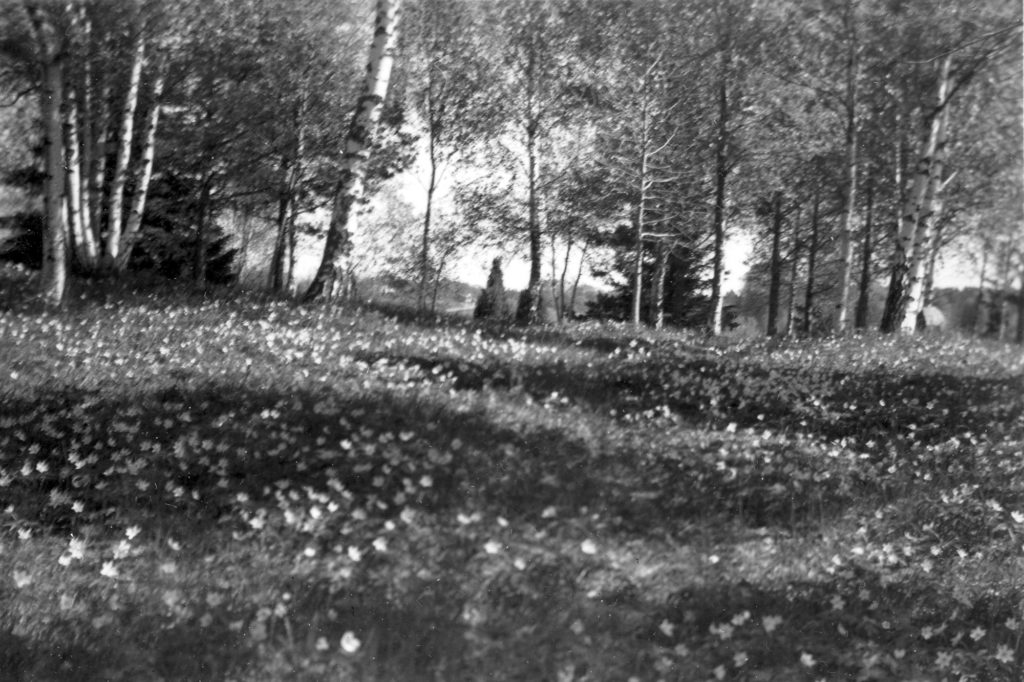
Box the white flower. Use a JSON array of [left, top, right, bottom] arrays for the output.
[[68, 537, 85, 560], [12, 570, 31, 588], [372, 537, 388, 552], [347, 546, 363, 562], [483, 540, 502, 555], [762, 615, 783, 633], [970, 626, 986, 641], [100, 561, 119, 579], [580, 539, 597, 555], [733, 651, 748, 667], [340, 631, 361, 654], [658, 619, 675, 636], [799, 652, 816, 667], [125, 526, 141, 540], [994, 644, 1014, 664], [315, 636, 329, 651], [713, 664, 726, 680]]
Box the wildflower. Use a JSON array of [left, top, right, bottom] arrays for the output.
[[71, 501, 84, 513], [483, 540, 502, 555], [762, 615, 783, 633], [935, 651, 952, 669], [1005, 618, 1019, 631], [800, 652, 816, 667], [199, 613, 213, 628], [921, 625, 935, 640], [542, 506, 557, 518], [713, 664, 726, 680], [734, 651, 748, 667], [1011, 511, 1024, 524], [372, 537, 387, 552], [418, 475, 433, 488], [100, 562, 119, 579], [125, 526, 141, 540], [970, 626, 985, 641], [206, 592, 224, 607], [994, 644, 1014, 664], [658, 619, 675, 636], [13, 570, 31, 588], [303, 547, 317, 558], [59, 594, 74, 611], [580, 539, 597, 555], [347, 546, 363, 562], [315, 636, 329, 651], [570, 619, 585, 635], [250, 621, 267, 642], [831, 595, 845, 610], [673, 643, 689, 657], [17, 528, 30, 540], [340, 631, 361, 654]]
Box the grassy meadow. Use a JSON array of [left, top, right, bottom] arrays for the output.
[[1, 272, 1023, 681]]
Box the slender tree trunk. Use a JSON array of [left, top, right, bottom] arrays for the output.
[[516, 116, 544, 323], [103, 30, 145, 268], [650, 238, 668, 330], [997, 245, 1012, 341], [63, 79, 97, 269], [974, 250, 989, 335], [803, 185, 820, 335], [27, 4, 67, 306], [766, 192, 784, 337], [569, 243, 588, 319], [854, 179, 874, 329], [1015, 267, 1024, 344], [922, 218, 943, 308], [304, 0, 402, 302], [833, 9, 859, 335], [76, 7, 95, 249], [270, 160, 292, 291], [418, 74, 439, 313], [785, 205, 801, 336], [900, 103, 950, 330], [880, 56, 951, 333], [559, 235, 572, 319], [709, 51, 730, 334], [117, 64, 165, 271], [193, 175, 211, 284], [88, 77, 111, 243]]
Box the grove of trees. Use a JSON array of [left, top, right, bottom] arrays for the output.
[[0, 0, 1021, 339]]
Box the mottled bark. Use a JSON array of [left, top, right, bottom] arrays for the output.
[[880, 56, 951, 333], [785, 206, 801, 336], [63, 79, 97, 268], [900, 102, 950, 330], [650, 238, 668, 330], [304, 0, 402, 302], [117, 64, 166, 271], [104, 30, 145, 267]]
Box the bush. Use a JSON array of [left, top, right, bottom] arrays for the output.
[[474, 257, 510, 321]]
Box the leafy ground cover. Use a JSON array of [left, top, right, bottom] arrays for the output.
[[1, 273, 1023, 681]]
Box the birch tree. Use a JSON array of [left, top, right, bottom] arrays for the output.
[[23, 1, 67, 306], [304, 0, 402, 302]]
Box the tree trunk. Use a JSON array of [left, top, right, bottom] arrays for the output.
[[974, 250, 988, 335], [833, 9, 859, 335], [766, 192, 784, 337], [559, 235, 572, 320], [785, 205, 801, 336], [880, 56, 951, 333], [569, 243, 588, 319], [1016, 266, 1024, 344], [62, 79, 97, 269], [922, 218, 943, 308], [650, 238, 668, 330], [193, 176, 211, 284], [516, 117, 544, 323], [708, 50, 730, 334], [803, 185, 820, 335], [27, 4, 67, 306], [117, 64, 166, 271], [304, 0, 402, 302], [103, 30, 145, 268], [900, 102, 950, 330], [854, 179, 874, 329]]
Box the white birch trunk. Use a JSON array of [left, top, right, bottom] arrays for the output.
[[881, 56, 951, 332], [63, 79, 98, 267], [117, 64, 166, 270], [899, 103, 950, 331], [304, 0, 401, 302], [832, 14, 859, 335], [103, 31, 145, 266]]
